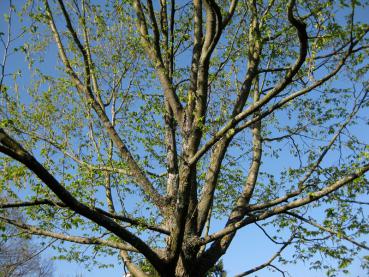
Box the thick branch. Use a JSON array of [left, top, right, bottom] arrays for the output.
[[190, 0, 308, 165], [223, 0, 238, 27], [196, 0, 262, 234], [197, 81, 263, 271], [132, 0, 184, 124], [0, 129, 164, 270]]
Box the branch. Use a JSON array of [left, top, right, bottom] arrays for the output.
[[132, 0, 184, 124], [80, 0, 104, 108], [222, 0, 238, 27], [147, 0, 163, 64], [196, 0, 262, 234], [234, 0, 308, 119], [335, 198, 369, 206], [185, 0, 202, 119], [189, 29, 364, 165], [8, 127, 133, 176], [44, 1, 166, 210], [196, 78, 263, 272], [190, 0, 309, 165], [120, 250, 149, 277], [247, 89, 368, 212], [0, 199, 65, 209], [234, 235, 294, 276], [0, 129, 164, 268], [0, 199, 170, 235], [162, 0, 179, 203], [0, 215, 138, 252], [206, 78, 263, 238], [255, 222, 285, 245], [285, 212, 369, 251], [56, 0, 93, 96], [231, 0, 262, 117], [268, 264, 287, 277], [199, 163, 369, 245], [200, 0, 223, 63]]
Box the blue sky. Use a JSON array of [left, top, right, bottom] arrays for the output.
[[1, 1, 369, 276]]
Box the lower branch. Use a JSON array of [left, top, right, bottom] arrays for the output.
[[0, 128, 164, 269], [0, 215, 138, 252], [0, 199, 169, 235]]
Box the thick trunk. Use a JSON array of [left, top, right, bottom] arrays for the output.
[[174, 254, 205, 277], [154, 256, 207, 277]]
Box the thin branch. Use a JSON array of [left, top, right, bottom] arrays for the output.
[[0, 216, 139, 252], [247, 89, 368, 212], [189, 29, 365, 165], [335, 198, 369, 206], [234, 235, 294, 276], [44, 1, 165, 210], [255, 222, 285, 245], [132, 0, 184, 124], [0, 199, 169, 235], [199, 162, 369, 245], [268, 264, 287, 277], [285, 212, 369, 251]]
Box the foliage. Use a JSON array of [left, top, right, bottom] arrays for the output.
[[1, 0, 369, 276], [206, 260, 227, 277]]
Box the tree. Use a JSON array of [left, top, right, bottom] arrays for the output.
[[0, 203, 54, 277], [0, 0, 369, 276]]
